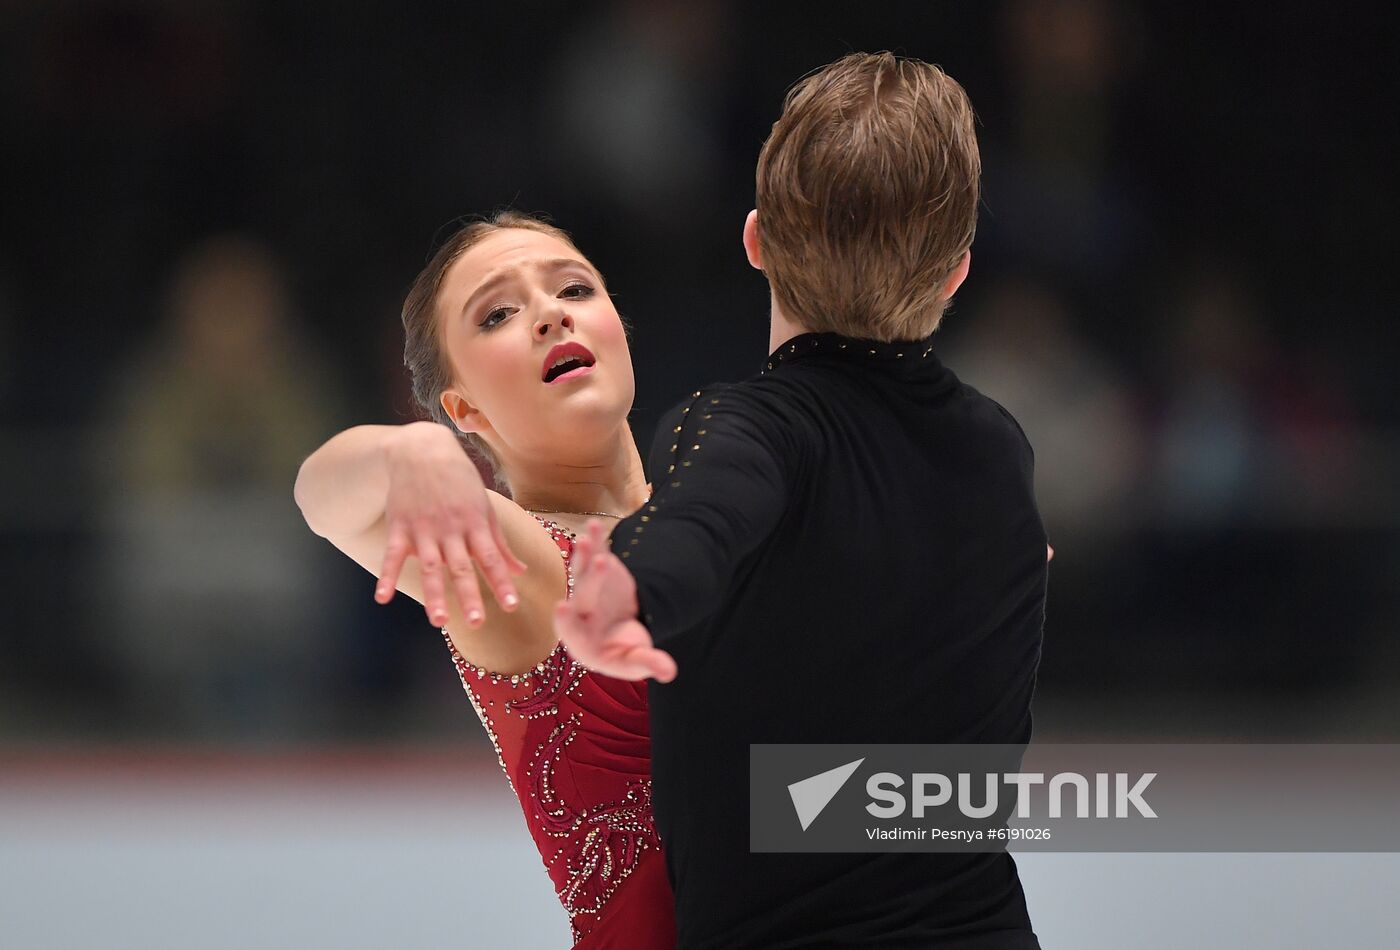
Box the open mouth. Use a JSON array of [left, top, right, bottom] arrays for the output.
[[542, 343, 597, 383]]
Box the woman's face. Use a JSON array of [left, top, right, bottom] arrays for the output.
[[436, 228, 635, 465]]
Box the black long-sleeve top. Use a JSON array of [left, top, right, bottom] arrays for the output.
[[609, 328, 1047, 950]]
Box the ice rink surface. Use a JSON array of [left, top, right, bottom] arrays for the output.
[[3, 752, 1396, 950]]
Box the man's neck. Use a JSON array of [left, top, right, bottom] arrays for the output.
[[767, 292, 810, 356]]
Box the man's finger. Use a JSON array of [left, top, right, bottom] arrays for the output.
[[587, 518, 610, 551], [573, 553, 608, 620], [572, 529, 594, 579], [630, 644, 677, 683], [553, 600, 580, 638], [553, 601, 593, 659], [595, 554, 638, 616]]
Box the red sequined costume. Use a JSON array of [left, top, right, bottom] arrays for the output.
[[442, 515, 676, 948]]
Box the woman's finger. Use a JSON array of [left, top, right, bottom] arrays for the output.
[[442, 534, 485, 628], [467, 524, 518, 612], [413, 530, 454, 628], [376, 520, 413, 604], [491, 514, 529, 577]]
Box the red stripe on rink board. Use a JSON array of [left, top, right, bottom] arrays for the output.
[[0, 744, 505, 785]]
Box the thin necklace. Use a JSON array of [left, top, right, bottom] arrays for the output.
[[521, 485, 652, 521], [523, 507, 623, 519]]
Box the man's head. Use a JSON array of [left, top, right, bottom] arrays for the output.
[[749, 51, 980, 342]]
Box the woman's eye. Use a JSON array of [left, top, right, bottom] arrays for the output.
[[479, 307, 510, 329], [560, 282, 594, 299]]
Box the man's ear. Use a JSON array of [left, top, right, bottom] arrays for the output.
[[941, 250, 971, 300], [441, 389, 487, 435], [742, 209, 763, 271]]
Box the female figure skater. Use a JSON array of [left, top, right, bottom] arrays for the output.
[[293, 211, 673, 947]]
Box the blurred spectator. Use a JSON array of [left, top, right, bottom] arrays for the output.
[[88, 234, 350, 738], [980, 0, 1145, 292], [539, 0, 733, 227], [1146, 263, 1359, 527], [944, 276, 1142, 541]]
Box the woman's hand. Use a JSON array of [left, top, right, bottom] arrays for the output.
[[374, 422, 527, 628]]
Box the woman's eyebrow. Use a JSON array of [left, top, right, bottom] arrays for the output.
[[460, 258, 594, 320]]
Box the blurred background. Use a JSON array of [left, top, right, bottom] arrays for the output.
[[1, 1, 1397, 947]]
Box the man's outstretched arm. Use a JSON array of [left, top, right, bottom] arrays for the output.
[[554, 384, 803, 677]]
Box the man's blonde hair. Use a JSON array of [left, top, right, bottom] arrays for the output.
[[755, 52, 981, 342]]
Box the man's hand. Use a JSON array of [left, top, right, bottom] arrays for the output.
[[553, 519, 678, 683]]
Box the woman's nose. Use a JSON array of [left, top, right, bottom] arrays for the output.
[[535, 309, 573, 338]]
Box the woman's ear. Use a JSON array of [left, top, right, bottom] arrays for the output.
[[441, 389, 487, 435], [742, 209, 763, 271]]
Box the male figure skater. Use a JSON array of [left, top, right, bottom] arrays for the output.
[[556, 52, 1046, 949]]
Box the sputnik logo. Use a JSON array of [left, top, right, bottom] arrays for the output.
[[787, 758, 865, 831]]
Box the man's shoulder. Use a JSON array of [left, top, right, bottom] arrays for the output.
[[656, 375, 801, 428], [646, 376, 814, 478], [952, 378, 1036, 461]]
